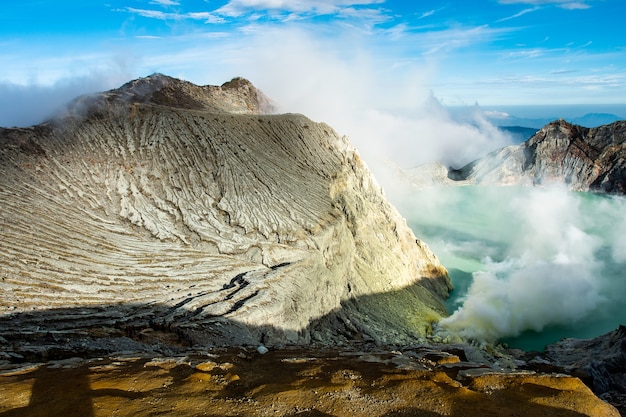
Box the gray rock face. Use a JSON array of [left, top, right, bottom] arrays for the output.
[[0, 75, 451, 353], [447, 119, 626, 193]]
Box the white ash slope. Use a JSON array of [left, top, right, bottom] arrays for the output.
[[0, 75, 450, 347]]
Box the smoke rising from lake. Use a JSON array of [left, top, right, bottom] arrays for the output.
[[402, 185, 626, 348], [234, 27, 626, 348]]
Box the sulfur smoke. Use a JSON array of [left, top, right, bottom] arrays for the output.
[[407, 185, 626, 345], [239, 28, 514, 176]]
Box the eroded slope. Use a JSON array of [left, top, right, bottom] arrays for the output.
[[0, 76, 450, 348]]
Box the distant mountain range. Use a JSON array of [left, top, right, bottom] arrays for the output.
[[409, 119, 626, 194], [445, 105, 625, 143], [492, 113, 624, 144]]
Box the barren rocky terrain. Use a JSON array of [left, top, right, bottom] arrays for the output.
[[1, 346, 620, 417], [409, 119, 626, 194], [0, 75, 622, 416], [0, 74, 450, 349]]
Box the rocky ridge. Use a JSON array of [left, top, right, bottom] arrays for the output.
[[66, 73, 277, 116], [0, 74, 451, 353], [527, 325, 626, 411], [409, 119, 626, 193]]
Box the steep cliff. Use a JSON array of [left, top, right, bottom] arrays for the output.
[[0, 74, 451, 350], [446, 119, 626, 193]]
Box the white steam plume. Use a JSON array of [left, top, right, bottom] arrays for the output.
[[237, 27, 513, 178], [437, 186, 608, 342]]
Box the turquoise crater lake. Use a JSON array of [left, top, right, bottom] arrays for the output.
[[401, 185, 626, 351]]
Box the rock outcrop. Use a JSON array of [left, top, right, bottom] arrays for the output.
[[0, 74, 451, 351], [410, 119, 626, 193], [522, 325, 626, 412]]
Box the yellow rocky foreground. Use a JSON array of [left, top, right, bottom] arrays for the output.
[[0, 347, 618, 417]]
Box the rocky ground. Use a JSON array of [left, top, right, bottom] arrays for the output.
[[1, 321, 624, 416], [0, 343, 620, 417]]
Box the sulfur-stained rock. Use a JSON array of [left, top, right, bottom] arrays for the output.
[[523, 325, 626, 412], [0, 348, 619, 417]]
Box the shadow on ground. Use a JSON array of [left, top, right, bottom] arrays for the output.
[[0, 300, 618, 417]]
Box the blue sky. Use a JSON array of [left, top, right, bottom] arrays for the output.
[[1, 0, 625, 129]]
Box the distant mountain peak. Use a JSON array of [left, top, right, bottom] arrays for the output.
[[486, 110, 624, 130], [121, 72, 175, 85], [221, 76, 254, 89]]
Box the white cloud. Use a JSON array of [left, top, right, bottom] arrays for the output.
[[420, 25, 509, 55], [150, 0, 180, 5], [0, 66, 134, 127], [214, 0, 385, 18], [498, 0, 592, 9], [503, 47, 552, 60], [560, 2, 592, 9], [125, 8, 224, 23], [187, 12, 226, 23], [418, 6, 448, 20], [496, 7, 539, 21], [125, 2, 388, 24], [126, 8, 169, 19], [337, 6, 390, 24]]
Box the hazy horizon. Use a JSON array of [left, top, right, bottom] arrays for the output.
[[1, 76, 624, 128], [450, 103, 626, 120]]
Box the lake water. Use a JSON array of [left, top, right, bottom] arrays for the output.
[[400, 185, 626, 351]]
